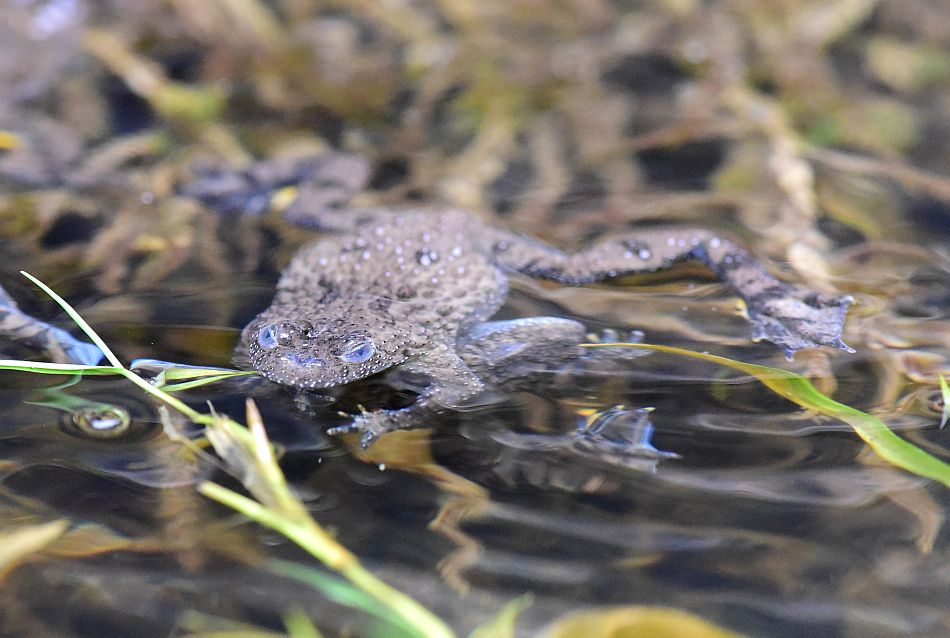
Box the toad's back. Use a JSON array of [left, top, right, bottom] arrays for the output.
[[276, 209, 507, 337]]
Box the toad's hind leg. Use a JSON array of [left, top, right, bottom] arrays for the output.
[[457, 318, 645, 388], [489, 227, 853, 358]]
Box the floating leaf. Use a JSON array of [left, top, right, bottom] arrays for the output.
[[469, 595, 532, 638], [540, 606, 746, 638], [0, 520, 69, 579]]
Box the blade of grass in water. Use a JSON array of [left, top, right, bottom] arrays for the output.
[[20, 271, 121, 369], [198, 401, 455, 638], [0, 360, 122, 375], [939, 374, 949, 429], [129, 359, 258, 392], [3, 274, 455, 638], [269, 560, 418, 638], [582, 343, 950, 488], [161, 374, 254, 392]]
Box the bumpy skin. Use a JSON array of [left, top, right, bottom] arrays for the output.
[[237, 207, 852, 446]]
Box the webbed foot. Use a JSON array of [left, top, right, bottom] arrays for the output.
[[746, 288, 854, 359], [327, 409, 409, 449]]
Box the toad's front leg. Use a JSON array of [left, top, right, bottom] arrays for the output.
[[327, 342, 486, 448]]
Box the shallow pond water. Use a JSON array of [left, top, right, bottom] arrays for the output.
[[2, 262, 948, 637]]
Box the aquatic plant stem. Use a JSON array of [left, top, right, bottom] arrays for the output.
[[21, 271, 122, 369], [584, 342, 950, 488], [8, 273, 454, 637], [20, 270, 206, 422], [197, 400, 456, 638], [198, 482, 453, 638]]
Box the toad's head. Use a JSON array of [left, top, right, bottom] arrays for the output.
[[239, 300, 410, 389]]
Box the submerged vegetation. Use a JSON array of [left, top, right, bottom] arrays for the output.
[[2, 274, 947, 635], [0, 275, 771, 637]]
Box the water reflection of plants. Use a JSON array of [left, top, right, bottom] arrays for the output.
[[2, 272, 948, 636]]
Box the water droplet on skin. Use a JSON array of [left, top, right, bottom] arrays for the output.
[[383, 341, 401, 354], [416, 249, 439, 266]]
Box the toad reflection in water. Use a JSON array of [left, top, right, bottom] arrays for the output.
[[236, 204, 853, 447]]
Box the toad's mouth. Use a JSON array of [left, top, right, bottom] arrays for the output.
[[252, 349, 342, 389]]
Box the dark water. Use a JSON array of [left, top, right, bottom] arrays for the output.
[[2, 262, 948, 637]]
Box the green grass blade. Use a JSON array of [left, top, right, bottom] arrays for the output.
[[198, 405, 456, 638], [583, 342, 950, 488], [162, 374, 254, 392], [282, 607, 325, 638], [468, 595, 532, 638], [939, 374, 949, 429], [270, 560, 419, 638], [20, 271, 123, 370], [160, 367, 255, 382], [0, 359, 122, 375]]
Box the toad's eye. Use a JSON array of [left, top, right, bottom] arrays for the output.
[[258, 322, 297, 349], [339, 337, 375, 363], [258, 325, 278, 349]]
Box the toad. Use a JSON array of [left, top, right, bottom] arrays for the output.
[[236, 206, 852, 447]]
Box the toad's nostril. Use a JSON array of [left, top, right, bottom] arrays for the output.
[[282, 352, 325, 368]]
